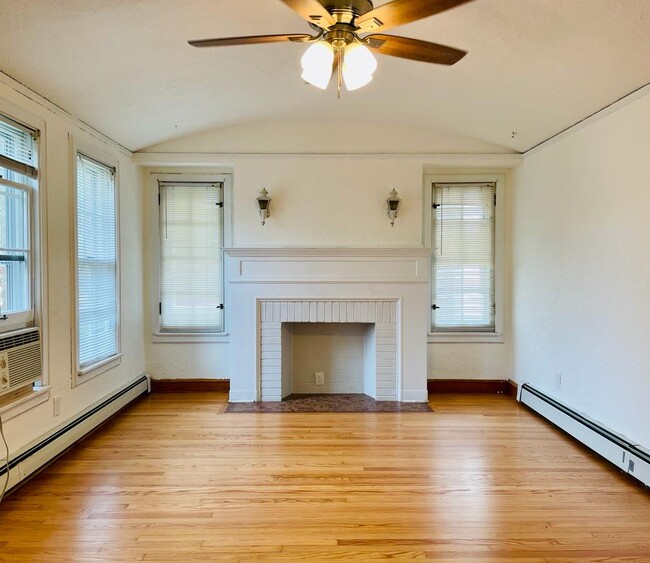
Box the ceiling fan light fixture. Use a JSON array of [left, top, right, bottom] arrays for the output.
[[189, 0, 472, 96], [300, 40, 334, 89], [342, 42, 377, 91]]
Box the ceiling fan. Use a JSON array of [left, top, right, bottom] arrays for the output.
[[188, 0, 473, 96]]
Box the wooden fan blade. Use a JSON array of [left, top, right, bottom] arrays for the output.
[[188, 34, 312, 48], [279, 0, 336, 28], [365, 34, 467, 65], [355, 0, 474, 33]]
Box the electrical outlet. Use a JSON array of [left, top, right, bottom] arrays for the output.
[[315, 372, 325, 386], [629, 459, 635, 473], [53, 395, 61, 417]]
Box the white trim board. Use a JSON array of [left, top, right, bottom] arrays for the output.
[[133, 152, 524, 168], [0, 71, 132, 157], [524, 81, 650, 156]]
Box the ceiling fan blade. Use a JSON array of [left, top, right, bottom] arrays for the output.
[[355, 0, 474, 33], [279, 0, 336, 29], [365, 34, 467, 65], [188, 34, 312, 48]]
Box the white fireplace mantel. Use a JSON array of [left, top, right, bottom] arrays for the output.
[[225, 248, 430, 403]]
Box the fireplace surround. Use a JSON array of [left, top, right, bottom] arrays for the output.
[[260, 299, 398, 400], [225, 248, 430, 403]]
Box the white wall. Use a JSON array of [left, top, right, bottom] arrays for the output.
[[0, 75, 145, 454], [512, 92, 650, 448], [141, 152, 514, 383]]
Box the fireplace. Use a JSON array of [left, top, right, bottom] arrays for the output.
[[225, 248, 430, 403], [260, 300, 397, 400]]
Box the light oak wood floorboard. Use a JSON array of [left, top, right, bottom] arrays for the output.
[[0, 393, 649, 561]]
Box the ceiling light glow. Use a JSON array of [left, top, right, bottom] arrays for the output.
[[342, 43, 377, 91], [300, 41, 334, 89]]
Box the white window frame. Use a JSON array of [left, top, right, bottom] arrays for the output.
[[149, 172, 232, 343], [424, 173, 505, 343], [0, 97, 49, 406], [0, 116, 37, 333], [70, 138, 121, 384]]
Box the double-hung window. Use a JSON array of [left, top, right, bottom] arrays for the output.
[[431, 180, 498, 334], [74, 152, 120, 377], [158, 180, 225, 334], [0, 114, 38, 332]]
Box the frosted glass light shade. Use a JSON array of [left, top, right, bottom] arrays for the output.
[[301, 41, 334, 89], [342, 43, 377, 91]]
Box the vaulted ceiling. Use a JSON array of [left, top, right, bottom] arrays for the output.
[[1, 0, 649, 153]]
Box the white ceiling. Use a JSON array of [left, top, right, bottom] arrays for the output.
[[1, 0, 649, 153]]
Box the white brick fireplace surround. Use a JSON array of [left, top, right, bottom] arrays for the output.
[[225, 248, 431, 403], [260, 300, 397, 401]]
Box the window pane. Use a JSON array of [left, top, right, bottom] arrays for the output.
[[0, 184, 30, 314], [432, 183, 495, 331], [0, 166, 31, 186], [76, 154, 118, 369], [159, 183, 224, 332]]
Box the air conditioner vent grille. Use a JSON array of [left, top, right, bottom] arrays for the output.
[[0, 328, 40, 352], [8, 343, 42, 386], [0, 328, 43, 396]]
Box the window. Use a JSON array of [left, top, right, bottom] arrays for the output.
[[0, 114, 38, 332], [158, 181, 225, 333], [74, 152, 119, 376], [431, 180, 498, 334]]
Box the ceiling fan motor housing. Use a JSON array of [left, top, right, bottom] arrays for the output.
[[320, 0, 375, 24]]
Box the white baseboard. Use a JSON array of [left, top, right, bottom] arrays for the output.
[[228, 390, 258, 403], [401, 389, 429, 402], [1, 373, 149, 495]]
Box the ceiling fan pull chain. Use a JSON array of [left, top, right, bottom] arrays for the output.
[[337, 48, 343, 99]]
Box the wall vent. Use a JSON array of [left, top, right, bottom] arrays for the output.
[[520, 383, 650, 487], [0, 327, 42, 397]]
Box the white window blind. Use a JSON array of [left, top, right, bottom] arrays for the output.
[[432, 182, 496, 332], [159, 182, 224, 333], [76, 153, 118, 370], [0, 115, 37, 329], [0, 116, 38, 180]]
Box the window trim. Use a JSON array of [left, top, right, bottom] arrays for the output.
[[149, 172, 232, 343], [70, 137, 121, 384], [424, 173, 505, 343], [0, 116, 38, 333]]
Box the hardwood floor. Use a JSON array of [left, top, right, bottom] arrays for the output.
[[0, 393, 649, 561]]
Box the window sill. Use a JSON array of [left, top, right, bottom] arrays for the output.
[[152, 332, 230, 344], [76, 354, 122, 384], [0, 385, 50, 421], [428, 332, 504, 344]]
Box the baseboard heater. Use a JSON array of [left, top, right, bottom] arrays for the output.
[[0, 374, 149, 494], [519, 384, 650, 487]]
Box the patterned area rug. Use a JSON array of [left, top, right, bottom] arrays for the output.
[[225, 394, 432, 413]]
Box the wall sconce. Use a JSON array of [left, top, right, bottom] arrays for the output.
[[386, 189, 401, 226], [257, 188, 272, 225]]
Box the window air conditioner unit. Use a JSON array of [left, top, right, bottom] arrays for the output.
[[0, 327, 42, 397]]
